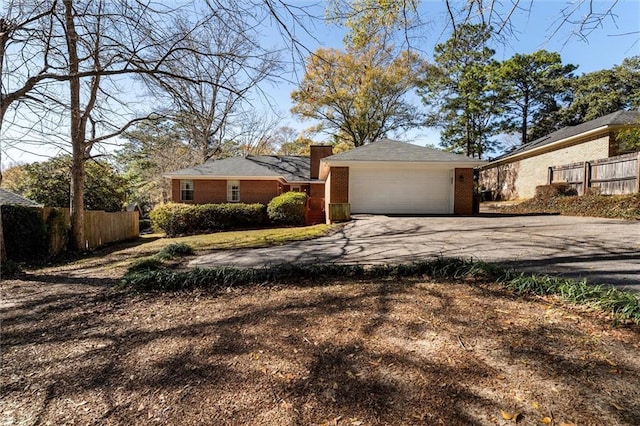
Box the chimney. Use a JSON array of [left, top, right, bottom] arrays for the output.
[[310, 144, 333, 179]]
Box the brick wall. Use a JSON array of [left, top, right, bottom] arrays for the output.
[[310, 145, 334, 179], [453, 168, 474, 215], [309, 182, 325, 198], [329, 167, 349, 203], [235, 180, 279, 204], [171, 179, 278, 204], [481, 133, 612, 200]]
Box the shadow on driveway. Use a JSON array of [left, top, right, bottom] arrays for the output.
[[189, 215, 640, 291]]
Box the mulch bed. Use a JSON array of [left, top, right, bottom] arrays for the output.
[[2, 270, 639, 425]]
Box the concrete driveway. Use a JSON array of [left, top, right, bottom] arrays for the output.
[[189, 214, 640, 290]]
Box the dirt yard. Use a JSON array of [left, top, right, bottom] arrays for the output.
[[2, 267, 639, 425]]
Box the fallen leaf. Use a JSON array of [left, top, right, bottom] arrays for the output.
[[541, 417, 551, 424], [560, 422, 576, 426], [501, 410, 513, 420], [532, 401, 539, 410], [496, 374, 506, 380], [611, 401, 625, 411]]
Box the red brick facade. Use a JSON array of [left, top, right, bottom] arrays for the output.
[[329, 167, 349, 203], [309, 182, 325, 198], [310, 145, 334, 179], [453, 168, 474, 215], [172, 179, 279, 204]]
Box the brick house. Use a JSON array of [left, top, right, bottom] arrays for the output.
[[166, 139, 484, 223], [480, 110, 640, 200], [319, 139, 484, 221]]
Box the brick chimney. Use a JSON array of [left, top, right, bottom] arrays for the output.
[[310, 145, 333, 179]]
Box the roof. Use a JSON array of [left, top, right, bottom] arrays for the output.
[[0, 188, 43, 207], [164, 155, 311, 182], [322, 138, 484, 163], [493, 110, 640, 162]]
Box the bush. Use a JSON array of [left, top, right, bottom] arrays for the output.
[[1, 205, 47, 261], [45, 209, 69, 256], [267, 192, 307, 225], [157, 243, 194, 260], [0, 259, 22, 279], [139, 218, 152, 232], [534, 183, 577, 199], [149, 202, 266, 236]]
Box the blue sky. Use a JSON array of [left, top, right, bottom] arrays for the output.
[[267, 0, 640, 148], [2, 0, 639, 166]]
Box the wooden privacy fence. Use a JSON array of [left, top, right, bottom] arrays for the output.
[[41, 208, 139, 253], [548, 152, 640, 196]]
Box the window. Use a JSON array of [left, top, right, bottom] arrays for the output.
[[180, 180, 194, 201], [291, 185, 301, 192], [227, 180, 240, 202]]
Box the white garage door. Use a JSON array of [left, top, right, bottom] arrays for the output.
[[349, 165, 452, 214]]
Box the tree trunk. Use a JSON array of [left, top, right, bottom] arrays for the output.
[[64, 0, 86, 251], [0, 172, 5, 263], [522, 91, 529, 145]]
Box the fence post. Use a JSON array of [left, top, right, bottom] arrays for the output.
[[583, 161, 591, 195], [637, 152, 640, 193]]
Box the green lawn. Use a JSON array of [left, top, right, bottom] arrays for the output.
[[141, 224, 334, 252]]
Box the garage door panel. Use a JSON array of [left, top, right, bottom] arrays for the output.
[[349, 166, 451, 214]]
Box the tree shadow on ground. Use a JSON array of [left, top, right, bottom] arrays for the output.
[[1, 276, 638, 425]]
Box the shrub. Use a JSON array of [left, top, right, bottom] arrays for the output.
[[139, 218, 152, 232], [45, 208, 69, 256], [1, 205, 47, 261], [157, 242, 194, 260], [0, 259, 22, 279], [149, 202, 266, 236], [534, 183, 577, 199], [267, 192, 307, 225]]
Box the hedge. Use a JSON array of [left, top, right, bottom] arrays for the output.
[[1, 205, 47, 261], [149, 202, 266, 236], [267, 192, 307, 225]]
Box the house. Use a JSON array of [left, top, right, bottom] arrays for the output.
[[0, 188, 43, 208], [165, 139, 485, 223], [480, 110, 640, 200], [319, 139, 485, 221], [165, 145, 333, 203]]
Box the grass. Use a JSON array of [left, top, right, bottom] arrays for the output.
[[142, 224, 333, 252], [32, 224, 335, 274], [501, 193, 640, 220]]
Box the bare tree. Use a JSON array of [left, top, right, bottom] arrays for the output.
[[144, 4, 281, 164], [1, 0, 231, 250]]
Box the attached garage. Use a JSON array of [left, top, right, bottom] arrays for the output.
[[319, 139, 485, 221], [349, 163, 453, 214]]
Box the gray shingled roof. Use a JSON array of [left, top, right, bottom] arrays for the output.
[[0, 188, 43, 207], [496, 110, 640, 160], [165, 155, 311, 182], [323, 138, 483, 163]]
